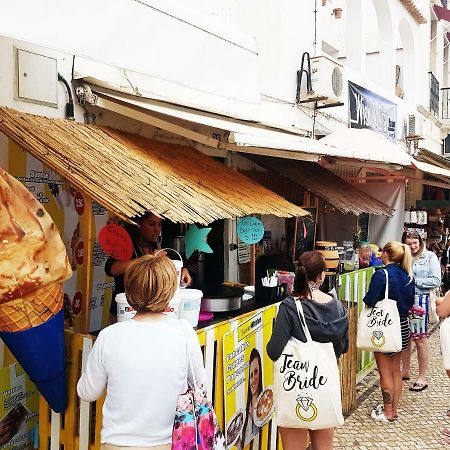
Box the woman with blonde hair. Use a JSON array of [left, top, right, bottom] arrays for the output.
[[77, 255, 206, 449], [363, 241, 414, 423]]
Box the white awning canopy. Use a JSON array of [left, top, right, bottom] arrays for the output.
[[85, 85, 414, 166], [319, 128, 413, 166]]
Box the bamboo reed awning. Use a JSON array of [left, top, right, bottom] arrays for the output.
[[0, 107, 306, 224], [248, 156, 394, 217]]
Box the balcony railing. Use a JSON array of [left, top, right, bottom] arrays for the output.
[[442, 87, 450, 120], [430, 72, 440, 116]]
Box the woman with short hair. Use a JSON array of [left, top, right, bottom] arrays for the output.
[[78, 255, 206, 450], [363, 241, 414, 423]]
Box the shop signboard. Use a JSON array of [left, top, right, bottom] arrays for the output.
[[0, 137, 113, 332], [223, 306, 276, 449], [0, 363, 39, 450], [348, 81, 397, 141]]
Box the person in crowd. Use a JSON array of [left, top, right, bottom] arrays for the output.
[[363, 242, 414, 423], [401, 232, 441, 392], [266, 251, 348, 450], [105, 212, 191, 321], [435, 292, 450, 446], [240, 348, 263, 449], [78, 255, 206, 450]]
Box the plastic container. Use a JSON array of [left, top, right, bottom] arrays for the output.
[[167, 290, 182, 317], [179, 289, 203, 326], [115, 293, 137, 322], [276, 271, 295, 294]]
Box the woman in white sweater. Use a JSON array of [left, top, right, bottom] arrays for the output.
[[77, 255, 207, 450]]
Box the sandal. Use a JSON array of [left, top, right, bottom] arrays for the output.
[[370, 408, 395, 423], [443, 436, 450, 447], [409, 382, 428, 392], [401, 376, 410, 381], [442, 428, 450, 438], [374, 404, 398, 420]]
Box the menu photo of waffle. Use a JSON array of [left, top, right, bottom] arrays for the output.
[[0, 402, 28, 445]]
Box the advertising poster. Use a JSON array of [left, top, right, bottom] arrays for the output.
[[348, 81, 397, 141], [223, 306, 276, 449], [0, 136, 112, 332], [0, 363, 38, 450]]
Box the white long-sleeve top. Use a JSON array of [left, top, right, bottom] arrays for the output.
[[77, 316, 207, 447]]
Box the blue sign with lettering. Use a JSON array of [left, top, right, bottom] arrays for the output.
[[237, 217, 264, 244]]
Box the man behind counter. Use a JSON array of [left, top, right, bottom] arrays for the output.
[[105, 212, 192, 321]]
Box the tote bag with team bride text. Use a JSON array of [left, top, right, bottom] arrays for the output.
[[440, 317, 450, 371], [357, 269, 402, 353], [273, 300, 344, 430]]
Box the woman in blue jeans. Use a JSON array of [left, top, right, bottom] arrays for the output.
[[401, 232, 441, 392], [363, 241, 414, 423]]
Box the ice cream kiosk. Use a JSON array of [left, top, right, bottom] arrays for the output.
[[0, 107, 313, 450]]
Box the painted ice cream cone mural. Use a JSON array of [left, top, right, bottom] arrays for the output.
[[0, 167, 72, 412]]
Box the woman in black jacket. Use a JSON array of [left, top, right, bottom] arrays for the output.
[[267, 251, 348, 450]]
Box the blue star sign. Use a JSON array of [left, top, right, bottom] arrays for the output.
[[184, 224, 213, 258]]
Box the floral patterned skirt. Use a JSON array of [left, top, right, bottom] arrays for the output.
[[408, 293, 429, 340]]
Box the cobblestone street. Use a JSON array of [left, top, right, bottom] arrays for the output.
[[334, 325, 450, 449]]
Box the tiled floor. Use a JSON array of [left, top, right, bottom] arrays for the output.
[[334, 325, 450, 449]]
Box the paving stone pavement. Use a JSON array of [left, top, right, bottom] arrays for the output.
[[334, 325, 450, 450]]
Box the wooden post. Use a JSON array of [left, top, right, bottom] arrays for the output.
[[80, 196, 93, 335], [250, 244, 256, 286]]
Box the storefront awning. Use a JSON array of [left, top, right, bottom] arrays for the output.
[[0, 107, 307, 224], [434, 4, 450, 22], [85, 85, 415, 166], [319, 128, 413, 166], [247, 156, 394, 216]]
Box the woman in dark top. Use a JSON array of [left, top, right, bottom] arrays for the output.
[[105, 212, 191, 320], [363, 241, 414, 424], [267, 251, 348, 450]]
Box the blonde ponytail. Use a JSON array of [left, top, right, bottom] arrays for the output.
[[382, 241, 412, 275], [400, 243, 412, 276]]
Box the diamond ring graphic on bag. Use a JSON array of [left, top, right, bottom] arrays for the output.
[[295, 395, 318, 422], [371, 330, 385, 348]]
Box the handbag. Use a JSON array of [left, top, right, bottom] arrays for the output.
[[172, 327, 225, 450], [440, 317, 450, 371], [357, 269, 402, 353], [429, 289, 440, 324], [273, 300, 344, 430]]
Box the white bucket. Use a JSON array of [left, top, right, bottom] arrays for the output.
[[179, 289, 203, 327], [166, 289, 182, 318], [172, 259, 183, 288], [115, 293, 137, 322]]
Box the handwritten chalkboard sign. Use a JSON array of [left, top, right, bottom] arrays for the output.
[[287, 208, 317, 261]]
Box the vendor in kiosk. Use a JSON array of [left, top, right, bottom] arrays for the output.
[[105, 212, 192, 320]]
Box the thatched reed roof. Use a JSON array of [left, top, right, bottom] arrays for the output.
[[0, 107, 306, 224], [248, 156, 394, 217]]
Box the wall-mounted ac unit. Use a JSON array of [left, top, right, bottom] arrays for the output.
[[300, 55, 345, 105], [407, 114, 424, 140]]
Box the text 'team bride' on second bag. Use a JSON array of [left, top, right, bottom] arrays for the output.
[[273, 300, 344, 430], [357, 269, 402, 353]]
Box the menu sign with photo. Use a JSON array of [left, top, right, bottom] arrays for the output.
[[223, 306, 276, 449]]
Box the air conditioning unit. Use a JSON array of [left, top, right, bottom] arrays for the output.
[[300, 55, 345, 105], [406, 114, 424, 140]]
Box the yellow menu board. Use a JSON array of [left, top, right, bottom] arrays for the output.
[[223, 306, 276, 449], [0, 363, 38, 450]]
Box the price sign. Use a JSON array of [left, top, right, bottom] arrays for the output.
[[72, 291, 83, 316], [237, 217, 264, 244], [98, 224, 133, 261], [74, 191, 85, 215]]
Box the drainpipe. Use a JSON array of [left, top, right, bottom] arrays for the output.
[[57, 73, 75, 120]]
